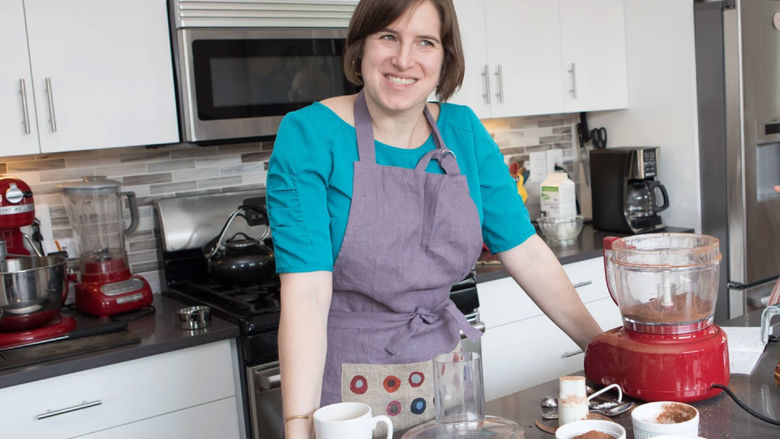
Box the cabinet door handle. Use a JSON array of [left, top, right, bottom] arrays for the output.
[[44, 77, 57, 132], [572, 280, 593, 289], [561, 350, 583, 359], [494, 64, 504, 104], [481, 64, 491, 105], [35, 400, 102, 420], [19, 79, 31, 134], [568, 63, 577, 99]]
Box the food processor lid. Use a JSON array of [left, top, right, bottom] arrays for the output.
[[611, 233, 721, 267], [59, 176, 122, 194]]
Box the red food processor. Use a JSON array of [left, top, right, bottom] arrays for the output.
[[584, 233, 729, 402], [0, 177, 76, 347], [59, 177, 152, 317]]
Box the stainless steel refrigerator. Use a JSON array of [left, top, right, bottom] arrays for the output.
[[695, 0, 780, 321]]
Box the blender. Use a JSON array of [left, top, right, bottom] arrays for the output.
[[59, 177, 152, 317], [584, 233, 729, 402]]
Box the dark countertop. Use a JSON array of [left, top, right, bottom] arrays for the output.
[[483, 310, 780, 438], [476, 225, 695, 283], [0, 294, 239, 389]]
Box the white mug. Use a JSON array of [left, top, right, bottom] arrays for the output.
[[313, 402, 393, 439]]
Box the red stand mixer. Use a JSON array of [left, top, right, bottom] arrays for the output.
[[584, 233, 730, 402], [0, 177, 75, 346], [0, 178, 35, 256], [59, 177, 152, 317]]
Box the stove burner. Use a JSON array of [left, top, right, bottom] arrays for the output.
[[181, 279, 280, 316]]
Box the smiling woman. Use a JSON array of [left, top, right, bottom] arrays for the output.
[[266, 1, 604, 438]]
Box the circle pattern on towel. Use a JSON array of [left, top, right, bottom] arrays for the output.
[[408, 371, 425, 387], [383, 375, 401, 393], [410, 397, 427, 414], [349, 375, 368, 394], [386, 400, 402, 416]]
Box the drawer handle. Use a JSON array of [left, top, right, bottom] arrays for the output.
[[36, 400, 102, 420], [572, 281, 593, 289], [561, 350, 583, 359], [460, 320, 486, 339]]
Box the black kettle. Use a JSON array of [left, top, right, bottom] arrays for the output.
[[203, 205, 275, 286]]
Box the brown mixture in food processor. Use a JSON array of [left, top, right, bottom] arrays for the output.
[[571, 431, 615, 439], [655, 403, 696, 423], [622, 292, 713, 323]]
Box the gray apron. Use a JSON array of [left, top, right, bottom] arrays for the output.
[[321, 91, 483, 430]]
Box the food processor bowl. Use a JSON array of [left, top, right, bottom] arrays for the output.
[[606, 234, 721, 334]]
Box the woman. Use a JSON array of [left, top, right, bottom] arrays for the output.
[[266, 0, 603, 437]]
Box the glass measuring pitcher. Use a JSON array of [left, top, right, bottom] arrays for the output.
[[59, 176, 139, 275], [401, 352, 522, 439], [604, 233, 722, 334]]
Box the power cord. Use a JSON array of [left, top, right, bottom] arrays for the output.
[[711, 383, 780, 426]]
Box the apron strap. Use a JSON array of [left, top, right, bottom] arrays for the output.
[[354, 90, 377, 164], [353, 90, 461, 175]]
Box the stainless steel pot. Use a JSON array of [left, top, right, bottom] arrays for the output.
[[0, 254, 68, 331]]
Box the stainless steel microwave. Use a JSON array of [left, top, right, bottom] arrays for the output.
[[169, 0, 360, 144]]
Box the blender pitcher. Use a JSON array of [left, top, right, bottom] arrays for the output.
[[60, 177, 152, 317]]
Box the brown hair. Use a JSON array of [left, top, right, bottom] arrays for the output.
[[343, 0, 465, 101]]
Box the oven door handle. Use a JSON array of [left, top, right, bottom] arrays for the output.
[[460, 313, 485, 339], [257, 372, 282, 390]]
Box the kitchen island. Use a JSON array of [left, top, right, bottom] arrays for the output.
[[481, 310, 780, 439]]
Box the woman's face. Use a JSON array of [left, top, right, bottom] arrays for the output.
[[360, 0, 444, 116]]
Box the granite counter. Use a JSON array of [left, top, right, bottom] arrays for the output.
[[476, 225, 695, 283], [0, 294, 239, 389]]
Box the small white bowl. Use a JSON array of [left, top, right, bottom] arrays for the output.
[[555, 419, 626, 439], [631, 401, 699, 439]]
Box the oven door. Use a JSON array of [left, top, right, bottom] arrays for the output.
[[175, 27, 357, 143], [248, 361, 282, 439]]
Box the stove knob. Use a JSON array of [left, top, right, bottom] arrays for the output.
[[5, 183, 24, 204]]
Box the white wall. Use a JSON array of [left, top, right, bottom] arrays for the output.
[[589, 0, 701, 232]]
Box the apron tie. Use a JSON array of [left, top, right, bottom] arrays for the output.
[[384, 302, 482, 355]]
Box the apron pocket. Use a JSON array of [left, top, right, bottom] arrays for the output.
[[341, 359, 435, 435]]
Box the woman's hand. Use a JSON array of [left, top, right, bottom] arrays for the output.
[[497, 235, 603, 350], [279, 271, 333, 439]]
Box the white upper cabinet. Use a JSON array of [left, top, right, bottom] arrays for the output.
[[451, 0, 627, 119], [1, 0, 179, 157], [559, 0, 628, 112], [0, 1, 40, 157]]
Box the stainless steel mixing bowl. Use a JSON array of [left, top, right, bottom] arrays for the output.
[[0, 254, 68, 331]]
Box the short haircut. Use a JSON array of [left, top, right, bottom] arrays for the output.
[[343, 0, 465, 101]]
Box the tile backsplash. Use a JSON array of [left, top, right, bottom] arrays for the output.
[[0, 114, 578, 292]]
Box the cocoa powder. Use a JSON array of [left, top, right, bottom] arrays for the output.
[[571, 431, 615, 439], [621, 291, 713, 323], [655, 403, 696, 423]]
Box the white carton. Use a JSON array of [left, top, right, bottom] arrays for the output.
[[540, 172, 576, 218]]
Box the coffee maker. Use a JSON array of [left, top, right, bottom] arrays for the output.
[[590, 147, 669, 234]]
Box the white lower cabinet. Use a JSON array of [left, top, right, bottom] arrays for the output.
[[78, 398, 241, 439], [0, 340, 244, 439], [478, 257, 623, 401]]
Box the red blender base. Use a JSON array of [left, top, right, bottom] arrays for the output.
[[584, 325, 730, 402], [76, 275, 153, 317]]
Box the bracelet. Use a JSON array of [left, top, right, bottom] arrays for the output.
[[283, 414, 311, 424]]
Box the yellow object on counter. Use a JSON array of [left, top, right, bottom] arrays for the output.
[[516, 173, 528, 203]]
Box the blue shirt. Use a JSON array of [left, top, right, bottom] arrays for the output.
[[267, 101, 535, 273]]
